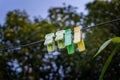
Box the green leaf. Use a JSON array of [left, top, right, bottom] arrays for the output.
[[94, 39, 112, 58], [99, 45, 119, 80], [112, 37, 120, 43]]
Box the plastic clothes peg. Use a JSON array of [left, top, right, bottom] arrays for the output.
[[55, 30, 65, 49], [73, 27, 82, 43], [65, 29, 74, 54], [44, 33, 55, 52], [78, 39, 85, 52], [73, 26, 85, 52]]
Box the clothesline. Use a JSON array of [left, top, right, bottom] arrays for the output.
[[1, 18, 120, 51]]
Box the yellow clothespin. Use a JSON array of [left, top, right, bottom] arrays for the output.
[[55, 30, 65, 49], [44, 33, 55, 52], [73, 26, 85, 52]]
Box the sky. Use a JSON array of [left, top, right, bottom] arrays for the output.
[[0, 0, 93, 73], [0, 0, 93, 24]]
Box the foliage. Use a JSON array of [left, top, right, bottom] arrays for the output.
[[84, 0, 120, 79], [0, 5, 83, 80], [94, 39, 112, 58], [0, 0, 120, 80], [94, 37, 120, 80]]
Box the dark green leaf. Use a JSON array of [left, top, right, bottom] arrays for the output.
[[99, 45, 119, 80]]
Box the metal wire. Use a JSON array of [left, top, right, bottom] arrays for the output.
[[1, 40, 44, 51], [1, 18, 120, 51], [81, 18, 120, 30]]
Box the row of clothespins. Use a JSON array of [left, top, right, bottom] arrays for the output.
[[44, 26, 85, 54]]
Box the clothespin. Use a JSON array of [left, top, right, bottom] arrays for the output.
[[65, 29, 74, 54], [73, 26, 85, 52], [55, 30, 65, 49], [44, 33, 55, 52]]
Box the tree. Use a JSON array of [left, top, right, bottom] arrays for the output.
[[0, 1, 120, 79], [84, 0, 120, 79], [0, 5, 83, 79]]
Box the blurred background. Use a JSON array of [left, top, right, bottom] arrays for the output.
[[0, 0, 120, 80]]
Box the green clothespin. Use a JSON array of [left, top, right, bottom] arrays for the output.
[[55, 30, 65, 49], [44, 33, 55, 52], [65, 29, 74, 54]]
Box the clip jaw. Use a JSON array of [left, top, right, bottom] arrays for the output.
[[65, 29, 74, 54], [74, 27, 82, 43], [74, 26, 85, 52], [55, 30, 65, 49], [44, 33, 55, 52]]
